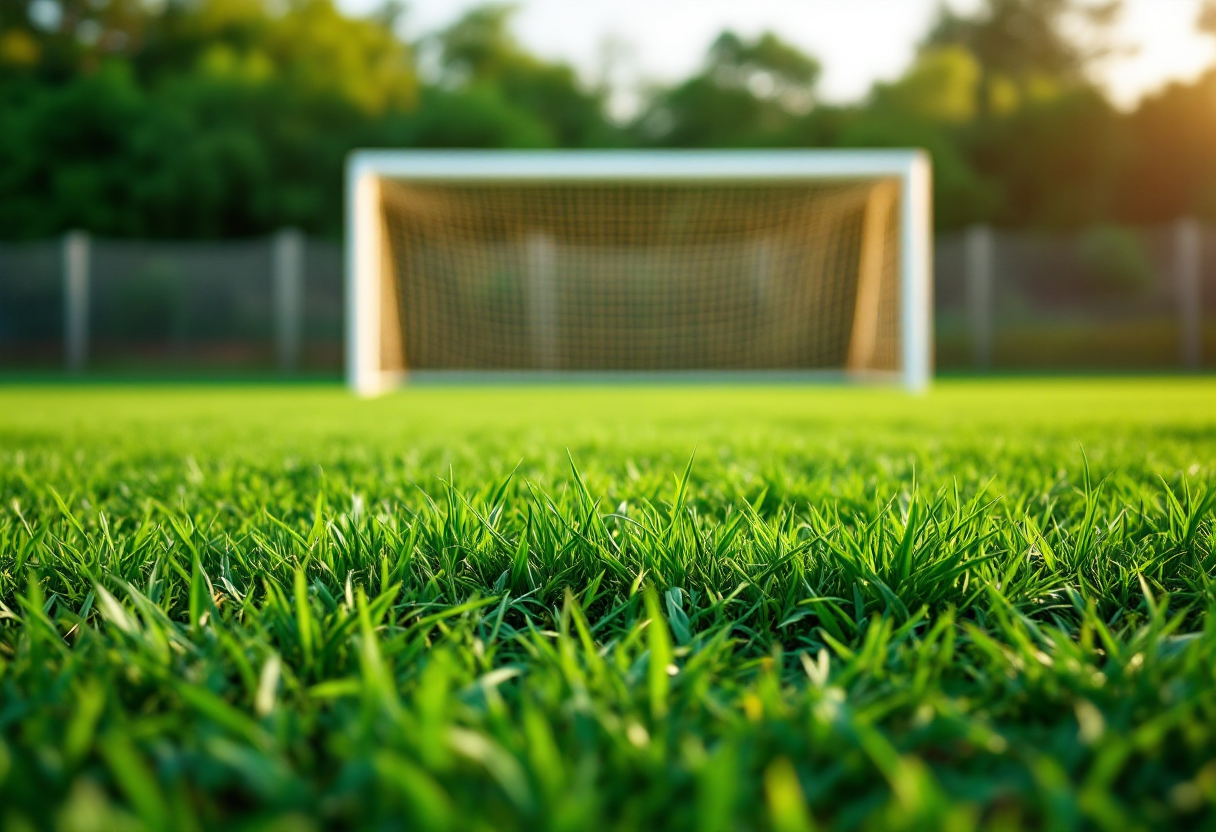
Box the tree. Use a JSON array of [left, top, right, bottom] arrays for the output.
[[1108, 1, 1216, 223], [0, 0, 152, 81], [704, 31, 820, 113], [637, 30, 821, 147], [923, 0, 1123, 115], [869, 46, 981, 123], [841, 47, 996, 229], [0, 58, 383, 238], [134, 0, 418, 114], [0, 0, 422, 238], [968, 88, 1125, 227], [434, 5, 611, 147], [1115, 73, 1216, 223]]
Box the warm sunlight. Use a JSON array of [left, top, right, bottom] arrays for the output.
[[381, 0, 1216, 109], [1105, 0, 1216, 105]]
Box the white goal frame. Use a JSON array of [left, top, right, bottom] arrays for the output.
[[346, 149, 933, 394]]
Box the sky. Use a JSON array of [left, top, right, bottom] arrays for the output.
[[350, 0, 1216, 113]]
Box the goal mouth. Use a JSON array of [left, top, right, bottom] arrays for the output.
[[347, 151, 933, 394]]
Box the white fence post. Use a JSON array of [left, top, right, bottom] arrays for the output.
[[273, 228, 304, 373], [964, 224, 994, 369], [1175, 218, 1202, 371], [63, 230, 90, 373]]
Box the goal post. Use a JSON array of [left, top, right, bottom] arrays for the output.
[[347, 149, 933, 395]]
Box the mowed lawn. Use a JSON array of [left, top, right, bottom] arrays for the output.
[[2, 379, 1216, 831]]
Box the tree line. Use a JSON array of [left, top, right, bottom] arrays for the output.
[[2, 0, 1215, 239]]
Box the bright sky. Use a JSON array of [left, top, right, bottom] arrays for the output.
[[353, 0, 1216, 112]]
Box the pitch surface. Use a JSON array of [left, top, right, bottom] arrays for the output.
[[2, 380, 1215, 830]]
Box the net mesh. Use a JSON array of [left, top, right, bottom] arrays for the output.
[[380, 179, 902, 373]]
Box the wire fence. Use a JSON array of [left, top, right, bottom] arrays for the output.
[[936, 223, 1216, 371], [1, 224, 1214, 374], [0, 232, 344, 373]]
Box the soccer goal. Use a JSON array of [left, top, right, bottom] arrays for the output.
[[347, 150, 932, 394]]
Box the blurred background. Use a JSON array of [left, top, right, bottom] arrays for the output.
[[1, 0, 1215, 376]]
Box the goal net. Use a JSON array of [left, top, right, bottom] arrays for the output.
[[348, 151, 932, 393]]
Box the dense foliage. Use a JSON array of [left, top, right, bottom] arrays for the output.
[[1, 381, 1215, 830], [2, 0, 1216, 238]]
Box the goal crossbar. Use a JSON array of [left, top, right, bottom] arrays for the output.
[[347, 149, 933, 394]]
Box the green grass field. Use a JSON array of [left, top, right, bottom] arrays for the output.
[[2, 380, 1216, 831]]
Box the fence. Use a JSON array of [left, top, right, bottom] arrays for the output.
[[0, 231, 343, 373], [936, 221, 1216, 371], [1, 224, 1214, 374]]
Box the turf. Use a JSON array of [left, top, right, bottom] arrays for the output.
[[2, 379, 1216, 831]]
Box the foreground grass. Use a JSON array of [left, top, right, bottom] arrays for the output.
[[2, 380, 1216, 831]]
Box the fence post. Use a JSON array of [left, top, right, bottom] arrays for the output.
[[965, 224, 994, 369], [273, 228, 304, 373], [1175, 218, 1202, 371], [63, 230, 90, 373]]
